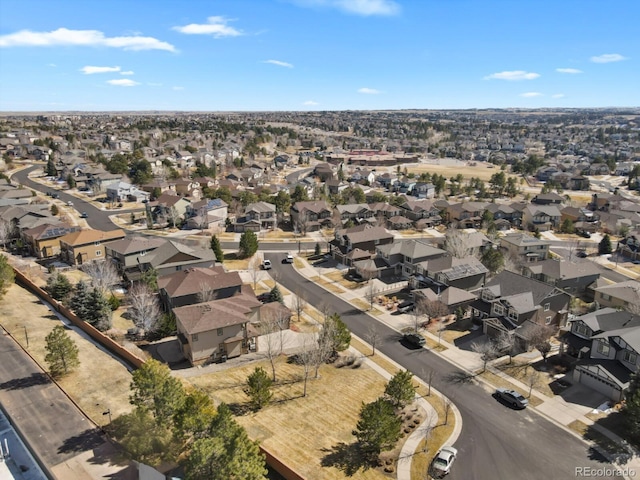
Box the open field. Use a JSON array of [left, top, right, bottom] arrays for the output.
[[188, 356, 392, 479], [409, 161, 517, 182], [0, 284, 134, 424]]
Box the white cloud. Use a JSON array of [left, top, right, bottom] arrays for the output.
[[303, 100, 319, 105], [520, 92, 543, 98], [484, 70, 540, 81], [107, 78, 139, 87], [172, 16, 242, 37], [47, 63, 56, 67], [293, 0, 400, 16], [552, 94, 565, 98], [172, 86, 184, 91], [556, 68, 582, 74], [0, 28, 176, 52], [264, 59, 293, 68], [119, 70, 134, 75], [358, 87, 382, 94], [80, 65, 121, 75], [590, 53, 627, 63]]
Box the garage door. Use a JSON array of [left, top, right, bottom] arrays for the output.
[[574, 366, 622, 402]]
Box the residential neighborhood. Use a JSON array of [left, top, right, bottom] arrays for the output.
[[1, 109, 640, 480]]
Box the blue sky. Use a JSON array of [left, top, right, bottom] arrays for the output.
[[0, 0, 638, 111]]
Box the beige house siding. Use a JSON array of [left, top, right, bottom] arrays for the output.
[[178, 320, 245, 364]]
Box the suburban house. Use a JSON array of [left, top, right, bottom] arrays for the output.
[[290, 200, 333, 233], [619, 231, 640, 261], [59, 228, 126, 266], [106, 181, 150, 203], [387, 215, 414, 230], [470, 270, 571, 347], [368, 202, 402, 222], [334, 204, 374, 226], [22, 223, 81, 259], [376, 239, 447, 279], [104, 236, 168, 276], [522, 259, 601, 296], [446, 202, 489, 229], [398, 199, 442, 228], [563, 308, 640, 402], [0, 204, 56, 232], [173, 287, 262, 365], [486, 203, 522, 228], [412, 182, 436, 199], [413, 286, 476, 315], [561, 206, 600, 233], [531, 193, 565, 205], [184, 198, 228, 230], [173, 179, 202, 199], [500, 233, 550, 263], [151, 192, 191, 224], [158, 267, 243, 310], [412, 255, 488, 291], [330, 224, 394, 265], [594, 280, 640, 311], [522, 204, 562, 231], [234, 202, 276, 232]]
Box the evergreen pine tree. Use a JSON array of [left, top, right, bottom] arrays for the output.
[[45, 158, 57, 177], [210, 234, 224, 264], [86, 288, 112, 331], [598, 234, 613, 255], [46, 272, 73, 301], [269, 285, 284, 304], [45, 325, 80, 378], [70, 280, 91, 320]]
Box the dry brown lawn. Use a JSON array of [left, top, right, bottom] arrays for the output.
[[439, 329, 469, 344], [409, 163, 517, 182], [310, 276, 346, 294], [493, 361, 555, 397], [0, 284, 134, 424], [324, 270, 362, 290], [351, 298, 384, 316], [188, 356, 391, 479]]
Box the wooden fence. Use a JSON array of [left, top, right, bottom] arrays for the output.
[[11, 267, 306, 480]]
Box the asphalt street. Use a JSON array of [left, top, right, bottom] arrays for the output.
[[266, 252, 619, 480], [0, 328, 106, 472]]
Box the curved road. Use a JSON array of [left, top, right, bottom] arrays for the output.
[[265, 252, 617, 480]]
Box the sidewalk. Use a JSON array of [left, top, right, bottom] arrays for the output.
[[292, 255, 640, 479]]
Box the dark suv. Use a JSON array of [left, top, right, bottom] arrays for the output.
[[402, 332, 426, 348]]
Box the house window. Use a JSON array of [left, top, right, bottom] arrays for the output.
[[94, 241, 101, 246], [623, 350, 638, 365], [601, 294, 611, 301], [493, 304, 505, 316], [95, 250, 102, 256], [176, 265, 182, 271], [508, 309, 518, 321], [192, 334, 198, 342], [544, 303, 550, 311], [217, 328, 224, 336], [597, 340, 610, 356], [574, 323, 591, 337], [545, 316, 552, 325]]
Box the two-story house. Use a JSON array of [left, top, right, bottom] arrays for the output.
[[522, 205, 562, 231], [486, 203, 522, 229], [564, 308, 640, 401], [104, 236, 168, 276], [184, 198, 228, 230], [234, 202, 276, 232], [500, 233, 550, 263], [376, 239, 447, 279], [399, 199, 442, 228], [158, 266, 243, 310], [413, 255, 488, 291], [151, 192, 191, 225], [59, 228, 126, 266], [446, 202, 489, 228], [561, 206, 600, 233], [330, 224, 394, 266], [334, 204, 374, 226], [106, 181, 150, 203], [471, 270, 571, 348], [290, 201, 333, 233], [22, 223, 81, 259], [594, 280, 640, 311], [522, 259, 601, 297]]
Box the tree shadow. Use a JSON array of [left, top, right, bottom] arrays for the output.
[[57, 428, 105, 455], [321, 442, 376, 476], [442, 371, 476, 385], [582, 412, 637, 465], [0, 372, 50, 391]]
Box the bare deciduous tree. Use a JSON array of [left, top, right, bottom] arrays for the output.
[[527, 323, 555, 363], [128, 283, 161, 334], [471, 340, 499, 373], [0, 220, 13, 250], [81, 260, 120, 294], [495, 331, 517, 364], [526, 370, 540, 398], [444, 229, 472, 258], [298, 335, 316, 397], [292, 289, 307, 322], [196, 281, 216, 303], [365, 324, 381, 356], [443, 395, 454, 425], [502, 252, 521, 273], [258, 311, 289, 381], [422, 368, 436, 396], [249, 257, 262, 290], [420, 298, 449, 325], [365, 282, 377, 311]]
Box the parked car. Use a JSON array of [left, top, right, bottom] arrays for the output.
[[576, 250, 587, 258], [579, 231, 591, 238], [397, 300, 415, 313], [494, 388, 529, 409], [402, 332, 426, 348], [431, 446, 458, 477], [285, 252, 294, 263], [51, 193, 59, 199], [79, 212, 88, 218], [261, 259, 272, 270], [66, 201, 73, 206]]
